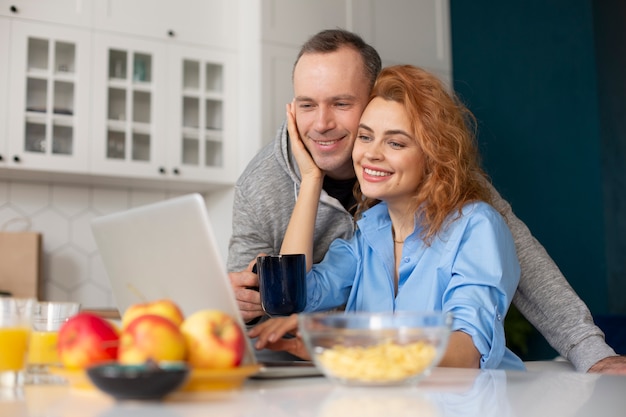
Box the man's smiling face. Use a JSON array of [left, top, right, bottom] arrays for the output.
[[292, 46, 372, 180]]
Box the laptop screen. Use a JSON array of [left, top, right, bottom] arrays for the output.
[[90, 193, 257, 365]]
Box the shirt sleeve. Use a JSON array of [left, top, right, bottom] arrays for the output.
[[442, 205, 521, 369], [304, 236, 359, 312]]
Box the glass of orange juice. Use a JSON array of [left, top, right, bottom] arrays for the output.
[[0, 297, 35, 388], [25, 301, 80, 385]]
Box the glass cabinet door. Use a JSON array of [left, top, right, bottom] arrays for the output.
[[7, 21, 90, 172], [180, 60, 223, 168], [24, 38, 75, 155], [91, 33, 166, 178], [169, 46, 236, 183], [105, 49, 153, 162]]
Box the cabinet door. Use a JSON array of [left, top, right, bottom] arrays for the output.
[[351, 0, 451, 84], [0, 18, 9, 166], [7, 21, 90, 172], [167, 46, 237, 184], [93, 0, 238, 50], [262, 0, 348, 47], [91, 33, 167, 179], [0, 0, 92, 28]]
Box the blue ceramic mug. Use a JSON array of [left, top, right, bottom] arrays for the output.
[[255, 254, 306, 316]]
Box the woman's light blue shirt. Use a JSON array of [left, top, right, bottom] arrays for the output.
[[304, 201, 525, 370]]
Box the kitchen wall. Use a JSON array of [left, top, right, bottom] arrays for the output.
[[0, 179, 199, 308], [593, 0, 626, 314]]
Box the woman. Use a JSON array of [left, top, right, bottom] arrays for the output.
[[250, 65, 524, 370]]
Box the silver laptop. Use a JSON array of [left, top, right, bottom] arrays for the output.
[[90, 193, 319, 378]]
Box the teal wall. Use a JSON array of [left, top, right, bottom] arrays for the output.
[[593, 0, 626, 314], [450, 1, 611, 359]]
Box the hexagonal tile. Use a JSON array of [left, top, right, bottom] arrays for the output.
[[70, 212, 98, 254], [52, 184, 90, 217], [0, 205, 29, 231], [48, 247, 89, 290], [70, 281, 113, 308], [89, 253, 113, 291], [42, 280, 70, 302], [9, 181, 50, 215], [92, 188, 130, 215], [30, 210, 69, 252], [130, 190, 167, 208], [0, 180, 8, 204]]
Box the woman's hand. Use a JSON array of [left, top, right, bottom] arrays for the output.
[[280, 102, 324, 269], [286, 101, 323, 182], [247, 314, 311, 360]]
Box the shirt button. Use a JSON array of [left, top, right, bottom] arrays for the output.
[[403, 257, 410, 263]]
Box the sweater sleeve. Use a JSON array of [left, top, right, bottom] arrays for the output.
[[227, 182, 276, 273], [488, 181, 616, 371]]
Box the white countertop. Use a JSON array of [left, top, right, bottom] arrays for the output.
[[2, 362, 625, 417]]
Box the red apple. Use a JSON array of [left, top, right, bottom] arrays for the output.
[[121, 299, 184, 329], [57, 312, 119, 369], [118, 314, 187, 365], [180, 310, 245, 369]]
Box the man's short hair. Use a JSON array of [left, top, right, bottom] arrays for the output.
[[293, 29, 382, 91]]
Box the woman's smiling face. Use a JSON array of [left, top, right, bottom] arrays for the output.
[[352, 97, 425, 207]]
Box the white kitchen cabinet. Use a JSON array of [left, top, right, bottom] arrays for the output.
[[261, 0, 347, 45], [0, 0, 92, 27], [0, 17, 9, 167], [90, 33, 167, 180], [91, 33, 237, 186], [93, 0, 238, 50], [6, 20, 91, 173], [351, 0, 451, 85], [167, 46, 237, 183], [0, 4, 238, 189]]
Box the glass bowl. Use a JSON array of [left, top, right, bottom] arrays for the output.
[[298, 311, 452, 386]]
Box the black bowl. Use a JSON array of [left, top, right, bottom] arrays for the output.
[[86, 361, 189, 401]]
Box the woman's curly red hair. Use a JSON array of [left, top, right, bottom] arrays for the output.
[[354, 65, 492, 245]]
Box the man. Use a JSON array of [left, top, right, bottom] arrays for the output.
[[228, 29, 625, 373]]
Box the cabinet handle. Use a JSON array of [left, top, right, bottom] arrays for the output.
[[167, 30, 175, 38], [158, 167, 166, 174], [10, 5, 18, 13], [13, 155, 21, 163], [173, 168, 180, 175]]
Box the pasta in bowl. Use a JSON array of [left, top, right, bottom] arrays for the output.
[[298, 311, 452, 386]]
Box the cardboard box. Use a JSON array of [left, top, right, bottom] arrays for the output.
[[0, 231, 42, 299]]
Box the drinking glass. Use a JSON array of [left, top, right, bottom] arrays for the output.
[[25, 301, 80, 385], [0, 297, 35, 388]]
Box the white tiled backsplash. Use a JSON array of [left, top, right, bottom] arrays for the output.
[[0, 179, 231, 309]]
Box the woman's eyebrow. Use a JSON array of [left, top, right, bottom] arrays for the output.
[[385, 129, 412, 138], [359, 124, 411, 138]]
